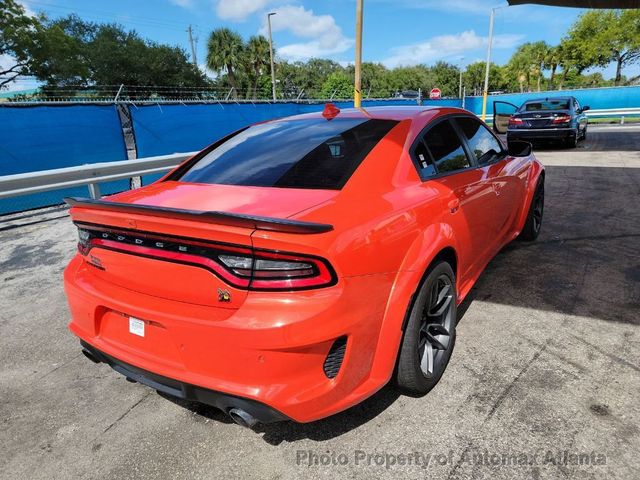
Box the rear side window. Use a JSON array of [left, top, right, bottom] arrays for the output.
[[455, 117, 503, 165], [175, 118, 398, 190], [423, 120, 470, 173]]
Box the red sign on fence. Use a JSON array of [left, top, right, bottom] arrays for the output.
[[429, 88, 441, 100]]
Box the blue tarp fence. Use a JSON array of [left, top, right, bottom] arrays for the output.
[[0, 105, 128, 214], [464, 85, 640, 116], [2, 85, 639, 214]]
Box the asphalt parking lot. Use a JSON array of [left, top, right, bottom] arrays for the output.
[[1, 125, 639, 480]]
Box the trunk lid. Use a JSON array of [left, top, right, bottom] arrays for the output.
[[68, 182, 337, 307], [110, 181, 338, 218]]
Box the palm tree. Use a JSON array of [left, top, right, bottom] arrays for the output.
[[506, 45, 533, 92], [244, 35, 271, 99], [206, 28, 245, 95], [544, 45, 561, 90], [529, 41, 549, 92]]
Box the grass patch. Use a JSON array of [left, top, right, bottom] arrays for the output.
[[588, 116, 640, 124]]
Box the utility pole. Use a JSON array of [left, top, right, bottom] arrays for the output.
[[187, 25, 197, 66], [354, 0, 364, 108], [267, 12, 277, 102], [481, 8, 495, 121], [458, 56, 465, 100]]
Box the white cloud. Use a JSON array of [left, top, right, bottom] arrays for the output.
[[258, 5, 353, 61], [382, 30, 524, 68], [17, 0, 36, 17], [215, 0, 274, 21]]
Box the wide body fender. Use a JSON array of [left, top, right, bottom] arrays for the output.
[[366, 221, 459, 386], [513, 159, 545, 234]]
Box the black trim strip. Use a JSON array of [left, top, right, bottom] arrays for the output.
[[65, 197, 333, 234], [80, 341, 290, 424]]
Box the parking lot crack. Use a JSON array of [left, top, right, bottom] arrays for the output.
[[36, 353, 83, 380], [567, 333, 640, 374], [486, 344, 547, 420], [102, 391, 151, 435]]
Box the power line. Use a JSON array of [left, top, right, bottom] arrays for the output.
[[26, 1, 198, 32]]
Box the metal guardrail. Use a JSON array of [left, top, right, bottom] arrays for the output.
[[0, 151, 196, 200], [584, 107, 640, 117]]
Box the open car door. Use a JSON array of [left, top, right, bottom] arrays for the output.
[[493, 101, 519, 134]]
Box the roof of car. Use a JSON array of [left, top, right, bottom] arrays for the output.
[[280, 105, 469, 122], [523, 96, 574, 102]]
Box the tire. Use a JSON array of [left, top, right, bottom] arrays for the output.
[[565, 131, 578, 148], [395, 261, 457, 395], [519, 180, 544, 241]]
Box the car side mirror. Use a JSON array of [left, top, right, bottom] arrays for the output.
[[507, 140, 532, 157], [581, 105, 590, 112]]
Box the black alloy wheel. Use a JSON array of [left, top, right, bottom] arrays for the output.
[[418, 274, 455, 377], [519, 181, 544, 241], [395, 261, 457, 395]]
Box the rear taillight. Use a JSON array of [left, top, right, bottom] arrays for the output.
[[552, 114, 571, 124], [76, 225, 336, 291], [214, 250, 334, 290], [508, 117, 523, 126]]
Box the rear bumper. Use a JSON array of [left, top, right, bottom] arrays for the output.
[[507, 127, 575, 141], [80, 340, 289, 424], [64, 254, 396, 423]]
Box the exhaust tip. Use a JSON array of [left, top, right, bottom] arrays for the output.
[[81, 349, 100, 364], [228, 408, 259, 428]]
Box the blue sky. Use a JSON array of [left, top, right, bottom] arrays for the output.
[[8, 0, 633, 90]]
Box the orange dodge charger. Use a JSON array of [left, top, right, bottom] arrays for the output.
[[64, 106, 544, 426]]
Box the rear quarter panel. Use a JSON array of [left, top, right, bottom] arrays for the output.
[[251, 111, 466, 387]]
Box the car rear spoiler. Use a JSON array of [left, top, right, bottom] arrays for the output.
[[63, 197, 333, 234]]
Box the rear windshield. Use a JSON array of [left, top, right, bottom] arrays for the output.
[[174, 118, 398, 190], [522, 100, 570, 112]]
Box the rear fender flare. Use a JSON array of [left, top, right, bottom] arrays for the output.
[[515, 162, 545, 233], [368, 222, 459, 383]]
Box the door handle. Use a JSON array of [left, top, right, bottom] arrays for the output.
[[448, 199, 460, 213], [493, 183, 502, 196]]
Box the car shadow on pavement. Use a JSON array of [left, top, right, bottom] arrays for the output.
[[160, 385, 401, 444]]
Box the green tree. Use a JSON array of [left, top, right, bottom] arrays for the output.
[[244, 35, 271, 99], [528, 41, 549, 91], [320, 71, 353, 99], [544, 45, 561, 89], [0, 0, 41, 89], [28, 16, 207, 95], [505, 43, 540, 92], [207, 27, 245, 93], [277, 58, 344, 98], [463, 61, 504, 95], [28, 16, 90, 87], [360, 62, 390, 98], [431, 61, 460, 97], [566, 10, 640, 85], [385, 65, 433, 95]]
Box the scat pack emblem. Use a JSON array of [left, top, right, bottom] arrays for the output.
[[217, 288, 231, 302]]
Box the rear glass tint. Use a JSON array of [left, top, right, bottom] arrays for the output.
[[523, 100, 570, 111], [175, 118, 398, 190]]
